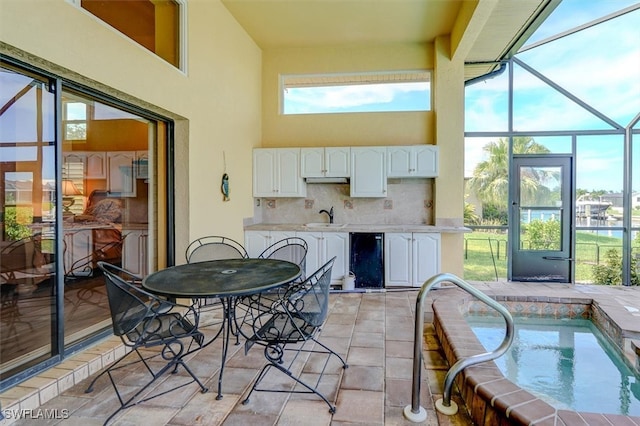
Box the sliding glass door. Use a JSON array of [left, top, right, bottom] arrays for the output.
[[0, 64, 58, 379], [1, 60, 163, 388]]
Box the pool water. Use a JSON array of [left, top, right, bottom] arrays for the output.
[[468, 315, 640, 416]]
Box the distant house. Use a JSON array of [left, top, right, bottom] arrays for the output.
[[601, 193, 640, 209]]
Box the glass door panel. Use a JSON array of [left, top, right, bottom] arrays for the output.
[[61, 90, 152, 348], [0, 65, 58, 380], [510, 156, 573, 282]]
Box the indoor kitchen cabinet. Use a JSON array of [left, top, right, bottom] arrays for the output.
[[350, 147, 387, 197], [384, 232, 440, 287], [122, 228, 148, 276], [387, 145, 439, 178], [300, 147, 350, 178], [107, 151, 136, 196], [63, 151, 106, 179], [63, 229, 93, 277], [244, 230, 297, 258], [253, 148, 306, 197], [296, 231, 349, 286]]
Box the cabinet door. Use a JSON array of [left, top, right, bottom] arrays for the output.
[[350, 147, 387, 197], [385, 233, 413, 287], [277, 149, 306, 197], [244, 231, 271, 258], [325, 147, 350, 177], [85, 152, 106, 179], [107, 152, 136, 196], [135, 151, 149, 179], [300, 148, 325, 177], [414, 145, 439, 177], [296, 231, 323, 279], [413, 233, 441, 286], [64, 230, 93, 277], [387, 146, 413, 177], [122, 229, 148, 276], [324, 232, 349, 285], [253, 149, 277, 197]]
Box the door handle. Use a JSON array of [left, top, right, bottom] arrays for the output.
[[542, 256, 573, 261]]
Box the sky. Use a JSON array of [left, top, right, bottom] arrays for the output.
[[464, 0, 640, 193]]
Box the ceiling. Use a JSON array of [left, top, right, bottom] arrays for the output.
[[221, 0, 557, 81]]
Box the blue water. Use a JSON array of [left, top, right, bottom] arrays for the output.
[[468, 315, 640, 416]]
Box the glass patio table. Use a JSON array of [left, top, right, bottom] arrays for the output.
[[142, 258, 301, 399]]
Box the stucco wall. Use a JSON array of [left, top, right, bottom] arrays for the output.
[[261, 43, 435, 147], [0, 0, 262, 261]]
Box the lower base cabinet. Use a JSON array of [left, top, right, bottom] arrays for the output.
[[122, 229, 148, 276], [291, 232, 349, 286], [245, 229, 439, 288], [244, 230, 297, 258], [385, 233, 440, 287]]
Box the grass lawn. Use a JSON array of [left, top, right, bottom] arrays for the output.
[[463, 230, 638, 283]]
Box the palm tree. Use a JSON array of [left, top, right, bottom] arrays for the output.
[[468, 137, 551, 209]]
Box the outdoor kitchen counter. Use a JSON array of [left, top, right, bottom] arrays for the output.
[[244, 223, 471, 233]]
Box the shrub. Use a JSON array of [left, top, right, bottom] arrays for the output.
[[592, 249, 639, 286], [525, 219, 560, 250]]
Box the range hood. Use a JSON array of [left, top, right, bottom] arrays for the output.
[[305, 177, 349, 184]]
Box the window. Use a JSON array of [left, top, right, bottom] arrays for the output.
[[63, 99, 88, 141], [73, 0, 183, 69], [282, 71, 431, 114]]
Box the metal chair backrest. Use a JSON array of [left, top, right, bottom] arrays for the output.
[[285, 256, 334, 328], [98, 262, 154, 339], [185, 236, 248, 263], [258, 237, 308, 279]]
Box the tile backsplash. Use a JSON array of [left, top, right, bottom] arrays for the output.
[[253, 179, 433, 225]]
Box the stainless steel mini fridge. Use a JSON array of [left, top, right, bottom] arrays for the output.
[[349, 233, 384, 289]]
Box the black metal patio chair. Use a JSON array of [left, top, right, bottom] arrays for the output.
[[185, 235, 249, 329], [258, 236, 308, 282], [85, 261, 208, 425], [236, 256, 348, 413]]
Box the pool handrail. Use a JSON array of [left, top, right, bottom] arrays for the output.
[[403, 272, 514, 423]]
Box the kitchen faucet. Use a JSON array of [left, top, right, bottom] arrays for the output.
[[319, 206, 334, 224]]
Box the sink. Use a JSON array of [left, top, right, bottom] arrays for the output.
[[304, 222, 347, 229]]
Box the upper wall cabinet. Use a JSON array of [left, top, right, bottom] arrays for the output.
[[63, 151, 106, 179], [387, 145, 439, 178], [107, 151, 136, 197], [350, 147, 387, 197], [300, 147, 350, 178], [253, 148, 306, 197]]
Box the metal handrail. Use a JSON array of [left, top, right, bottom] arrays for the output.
[[403, 273, 514, 422]]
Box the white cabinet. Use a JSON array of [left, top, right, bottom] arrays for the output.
[[63, 229, 93, 277], [135, 151, 149, 180], [63, 151, 106, 179], [297, 231, 349, 286], [253, 148, 306, 197], [301, 147, 350, 178], [122, 229, 148, 276], [350, 147, 387, 197], [107, 151, 136, 196], [385, 233, 440, 287], [244, 230, 297, 258], [387, 145, 439, 178]]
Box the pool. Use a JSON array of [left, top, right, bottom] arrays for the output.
[[431, 288, 640, 425], [468, 315, 640, 416]]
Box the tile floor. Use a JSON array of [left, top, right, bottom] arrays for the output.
[[4, 281, 640, 425], [1, 288, 472, 425]]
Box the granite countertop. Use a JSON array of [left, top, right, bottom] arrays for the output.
[[244, 223, 470, 233]]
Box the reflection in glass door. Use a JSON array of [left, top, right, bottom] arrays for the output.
[[509, 155, 573, 282], [1, 62, 156, 387], [0, 65, 58, 380], [61, 90, 152, 348]]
